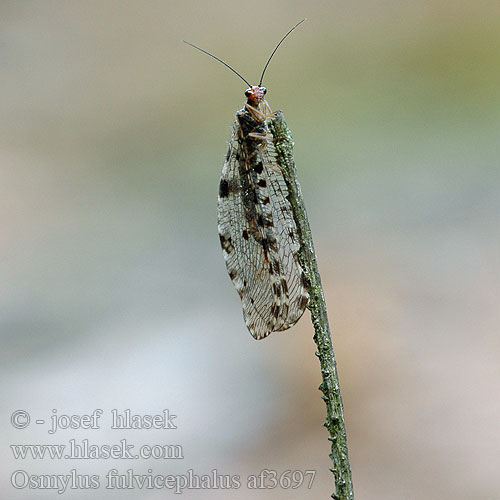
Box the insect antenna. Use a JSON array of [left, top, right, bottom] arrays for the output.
[[182, 40, 252, 87], [258, 19, 306, 86]]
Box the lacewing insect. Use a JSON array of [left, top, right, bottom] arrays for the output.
[[184, 20, 309, 339]]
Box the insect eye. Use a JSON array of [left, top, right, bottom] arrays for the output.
[[245, 89, 251, 97], [262, 87, 267, 95]]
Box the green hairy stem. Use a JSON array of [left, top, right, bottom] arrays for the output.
[[269, 111, 354, 500]]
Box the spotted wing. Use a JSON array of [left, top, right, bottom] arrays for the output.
[[218, 115, 308, 339]]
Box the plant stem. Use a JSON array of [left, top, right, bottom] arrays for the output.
[[269, 111, 354, 500]]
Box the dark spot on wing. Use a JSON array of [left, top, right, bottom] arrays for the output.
[[261, 238, 269, 261], [297, 295, 309, 309], [254, 161, 264, 174], [257, 179, 267, 187], [270, 304, 280, 318], [242, 229, 249, 240], [219, 179, 229, 198], [219, 234, 233, 253]]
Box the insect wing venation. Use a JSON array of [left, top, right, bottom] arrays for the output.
[[217, 102, 308, 339]]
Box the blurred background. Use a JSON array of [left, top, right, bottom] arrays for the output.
[[1, 1, 499, 499]]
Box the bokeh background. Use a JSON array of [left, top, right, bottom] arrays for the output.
[[1, 1, 499, 499]]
